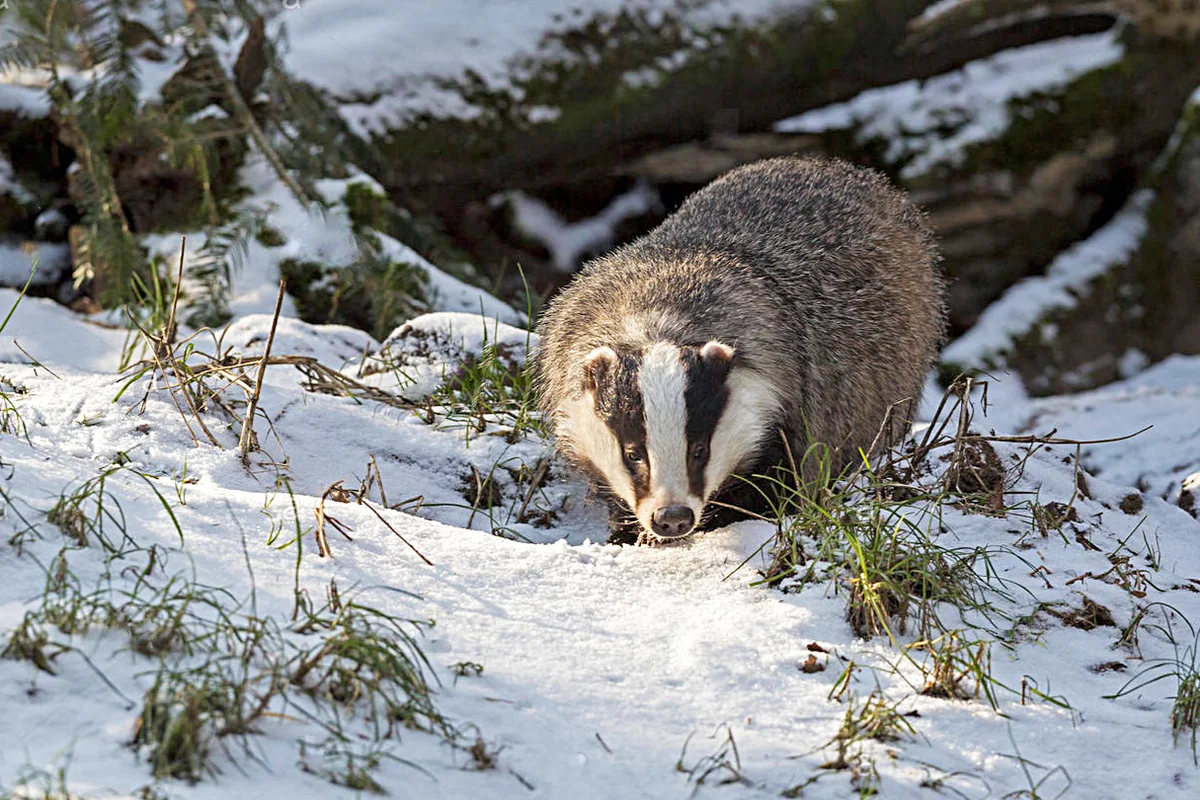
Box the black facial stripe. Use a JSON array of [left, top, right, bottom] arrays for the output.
[[591, 350, 650, 501], [683, 348, 732, 496]]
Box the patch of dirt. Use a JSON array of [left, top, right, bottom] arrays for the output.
[[459, 465, 503, 511], [1119, 492, 1145, 515], [1178, 486, 1196, 518], [945, 438, 1006, 512], [1049, 597, 1117, 631], [1034, 501, 1078, 534]]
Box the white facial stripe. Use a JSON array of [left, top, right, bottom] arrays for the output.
[[704, 367, 782, 500], [556, 395, 636, 509], [637, 342, 695, 528]]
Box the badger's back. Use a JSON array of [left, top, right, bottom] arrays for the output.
[[536, 155, 944, 473]]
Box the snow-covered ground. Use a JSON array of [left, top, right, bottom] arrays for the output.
[[3, 4, 1200, 799], [2, 273, 1200, 798]]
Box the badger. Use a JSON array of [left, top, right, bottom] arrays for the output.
[[534, 156, 945, 544]]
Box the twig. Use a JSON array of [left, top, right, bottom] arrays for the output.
[[124, 308, 213, 447], [358, 498, 434, 566], [369, 453, 389, 508], [911, 377, 972, 468], [164, 234, 186, 350], [515, 457, 550, 523], [314, 481, 355, 558], [1064, 443, 1084, 520], [927, 427, 1152, 450], [946, 375, 974, 493], [467, 465, 485, 529], [238, 280, 285, 459], [12, 339, 60, 378]]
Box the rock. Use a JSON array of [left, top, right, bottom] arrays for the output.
[[915, 133, 1119, 331], [1006, 83, 1200, 393], [1119, 0, 1200, 41], [620, 133, 822, 185]]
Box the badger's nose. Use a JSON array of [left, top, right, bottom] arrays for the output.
[[651, 505, 695, 538]]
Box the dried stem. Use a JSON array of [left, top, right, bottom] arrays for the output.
[[238, 280, 285, 459]]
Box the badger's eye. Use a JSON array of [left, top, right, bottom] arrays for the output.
[[623, 444, 645, 465], [689, 441, 708, 462]]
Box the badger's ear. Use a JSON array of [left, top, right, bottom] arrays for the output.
[[700, 340, 735, 366], [582, 346, 618, 393]]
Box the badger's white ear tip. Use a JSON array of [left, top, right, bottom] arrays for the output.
[[583, 346, 618, 366], [701, 340, 735, 362], [582, 346, 619, 392]]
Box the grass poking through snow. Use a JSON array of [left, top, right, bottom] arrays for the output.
[[2, 453, 459, 791]]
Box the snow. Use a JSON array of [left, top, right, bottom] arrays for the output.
[[0, 154, 30, 203], [0, 290, 131, 373], [1017, 355, 1200, 500], [494, 182, 659, 272], [143, 157, 522, 327], [2, 5, 1199, 799], [0, 241, 70, 288], [941, 189, 1154, 370], [0, 81, 48, 115], [360, 311, 536, 402], [281, 0, 812, 133], [774, 31, 1125, 178], [915, 0, 971, 24], [2, 274, 1200, 798]]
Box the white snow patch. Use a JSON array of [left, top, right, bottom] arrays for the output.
[[916, 0, 971, 24], [942, 188, 1154, 369], [356, 311, 536, 401], [0, 289, 129, 372], [0, 80, 49, 115], [494, 182, 659, 272], [1018, 354, 1200, 499], [0, 154, 32, 204], [0, 241, 69, 289], [774, 31, 1125, 177], [1117, 348, 1150, 379]]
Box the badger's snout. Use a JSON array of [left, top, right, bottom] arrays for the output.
[[651, 505, 695, 538]]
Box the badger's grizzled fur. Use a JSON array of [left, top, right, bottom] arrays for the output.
[[535, 156, 945, 544]]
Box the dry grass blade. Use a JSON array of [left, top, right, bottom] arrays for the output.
[[368, 454, 388, 508], [238, 279, 286, 459], [312, 480, 433, 566], [515, 456, 550, 524], [124, 235, 220, 448], [358, 498, 434, 566], [314, 481, 356, 558]]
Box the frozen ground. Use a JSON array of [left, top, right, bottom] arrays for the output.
[[1, 275, 1199, 798]]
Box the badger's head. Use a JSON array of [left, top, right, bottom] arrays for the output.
[[556, 340, 781, 541]]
